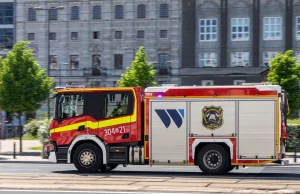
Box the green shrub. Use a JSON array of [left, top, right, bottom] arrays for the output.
[[24, 119, 50, 143], [286, 123, 300, 152]]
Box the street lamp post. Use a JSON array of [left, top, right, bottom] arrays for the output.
[[33, 6, 64, 119]]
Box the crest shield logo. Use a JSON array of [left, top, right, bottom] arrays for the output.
[[202, 106, 224, 130]]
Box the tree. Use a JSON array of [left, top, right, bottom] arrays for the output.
[[0, 40, 54, 152], [117, 46, 156, 88], [267, 50, 300, 116]]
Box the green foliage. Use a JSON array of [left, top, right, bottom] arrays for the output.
[[24, 119, 43, 137], [24, 119, 50, 143], [267, 50, 300, 116], [29, 146, 42, 150], [286, 124, 300, 152], [288, 119, 300, 125], [117, 46, 156, 88], [0, 40, 54, 116]]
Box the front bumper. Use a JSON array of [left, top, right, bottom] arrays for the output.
[[49, 152, 57, 163]]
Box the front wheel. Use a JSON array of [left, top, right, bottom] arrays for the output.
[[73, 143, 102, 173], [197, 144, 230, 175]]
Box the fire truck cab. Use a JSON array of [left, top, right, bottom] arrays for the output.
[[48, 84, 288, 175]]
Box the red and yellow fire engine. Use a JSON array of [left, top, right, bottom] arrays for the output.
[[47, 83, 289, 175]]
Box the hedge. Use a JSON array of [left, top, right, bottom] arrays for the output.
[[286, 124, 300, 152]]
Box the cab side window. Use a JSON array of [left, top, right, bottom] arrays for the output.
[[61, 94, 84, 119], [103, 92, 133, 118]]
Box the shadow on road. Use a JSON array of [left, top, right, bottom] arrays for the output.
[[51, 170, 300, 180]]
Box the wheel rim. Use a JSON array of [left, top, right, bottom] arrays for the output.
[[203, 150, 222, 170], [78, 149, 96, 168]]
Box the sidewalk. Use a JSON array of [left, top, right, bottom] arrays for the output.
[[0, 139, 50, 163]]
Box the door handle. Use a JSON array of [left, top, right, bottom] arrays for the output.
[[77, 125, 85, 131]]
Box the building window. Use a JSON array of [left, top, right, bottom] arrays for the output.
[[0, 3, 13, 24], [160, 30, 168, 38], [70, 55, 79, 69], [202, 80, 214, 86], [71, 32, 78, 40], [71, 6, 80, 20], [50, 55, 57, 69], [199, 53, 217, 67], [137, 30, 145, 39], [231, 52, 250, 67], [92, 55, 101, 76], [0, 28, 13, 49], [263, 52, 279, 66], [199, 19, 217, 41], [114, 54, 123, 69], [93, 6, 101, 19], [233, 80, 245, 85], [297, 17, 300, 40], [93, 31, 100, 39], [115, 5, 124, 19], [263, 17, 282, 40], [160, 4, 169, 18], [28, 8, 36, 21], [231, 18, 249, 41], [115, 31, 122, 39], [137, 4, 146, 18], [28, 33, 35, 41], [49, 8, 58, 20], [49, 32, 56, 40], [159, 54, 168, 68]]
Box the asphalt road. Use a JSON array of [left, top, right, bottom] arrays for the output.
[[0, 163, 300, 179]]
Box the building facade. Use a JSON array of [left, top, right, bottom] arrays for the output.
[[181, 0, 300, 86], [16, 0, 181, 87], [0, 0, 16, 139]]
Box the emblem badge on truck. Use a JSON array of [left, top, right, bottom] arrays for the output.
[[202, 106, 224, 130]]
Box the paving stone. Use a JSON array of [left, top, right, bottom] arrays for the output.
[[144, 185, 233, 193], [209, 183, 286, 190], [133, 181, 209, 187], [102, 177, 168, 182], [167, 178, 239, 183], [286, 185, 300, 189], [66, 184, 144, 191], [59, 180, 134, 185]]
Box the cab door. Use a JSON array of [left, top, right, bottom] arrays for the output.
[[94, 91, 134, 143], [53, 93, 87, 145]]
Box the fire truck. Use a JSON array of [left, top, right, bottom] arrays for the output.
[[47, 83, 289, 175]]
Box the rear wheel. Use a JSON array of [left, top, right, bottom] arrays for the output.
[[99, 164, 118, 172], [197, 144, 230, 175], [73, 143, 102, 173]]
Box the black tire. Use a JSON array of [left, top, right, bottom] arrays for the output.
[[73, 143, 102, 173], [197, 144, 230, 175], [99, 164, 118, 172]]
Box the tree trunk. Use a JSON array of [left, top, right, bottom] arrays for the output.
[[18, 112, 22, 153]]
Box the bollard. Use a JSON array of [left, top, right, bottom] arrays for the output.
[[294, 145, 297, 163], [13, 142, 16, 159]]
